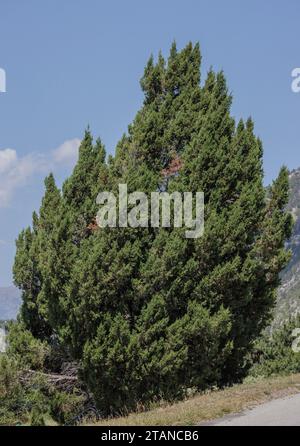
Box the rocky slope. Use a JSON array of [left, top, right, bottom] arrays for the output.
[[274, 168, 300, 326]]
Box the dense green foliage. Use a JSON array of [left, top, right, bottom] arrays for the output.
[[12, 42, 292, 415], [0, 323, 85, 426], [0, 352, 84, 426], [250, 315, 300, 377]]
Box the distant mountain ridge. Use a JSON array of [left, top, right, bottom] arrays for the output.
[[0, 286, 21, 321], [275, 168, 300, 326]]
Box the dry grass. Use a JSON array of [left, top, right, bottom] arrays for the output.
[[86, 374, 300, 426]]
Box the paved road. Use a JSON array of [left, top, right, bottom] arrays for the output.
[[208, 393, 300, 426]]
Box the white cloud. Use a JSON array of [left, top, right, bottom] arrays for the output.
[[0, 151, 44, 207], [52, 138, 81, 165], [0, 148, 17, 173], [0, 138, 81, 207]]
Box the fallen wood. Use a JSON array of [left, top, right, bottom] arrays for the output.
[[20, 366, 81, 392]]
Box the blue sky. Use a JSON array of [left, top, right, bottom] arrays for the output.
[[0, 0, 300, 286]]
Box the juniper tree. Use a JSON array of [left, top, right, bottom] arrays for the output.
[[48, 131, 108, 343], [35, 174, 62, 331], [13, 174, 61, 339], [13, 42, 292, 414], [13, 223, 46, 338], [80, 44, 291, 411], [65, 43, 203, 358]]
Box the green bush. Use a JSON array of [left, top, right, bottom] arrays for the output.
[[250, 315, 300, 377], [0, 352, 86, 425], [6, 321, 49, 370], [49, 390, 84, 425], [30, 407, 46, 426], [0, 355, 31, 425]]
